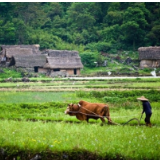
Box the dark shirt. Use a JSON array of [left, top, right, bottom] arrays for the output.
[[142, 101, 152, 115]]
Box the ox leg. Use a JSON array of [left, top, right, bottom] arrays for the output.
[[105, 107, 112, 124], [100, 117, 105, 126], [107, 117, 112, 124], [86, 117, 89, 122], [100, 117, 105, 123]]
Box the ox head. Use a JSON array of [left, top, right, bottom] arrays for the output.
[[64, 103, 80, 115]]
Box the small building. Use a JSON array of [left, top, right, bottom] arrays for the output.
[[43, 49, 83, 76], [0, 45, 83, 77], [138, 46, 160, 68], [0, 45, 46, 73]]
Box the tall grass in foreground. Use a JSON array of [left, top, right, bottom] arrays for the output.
[[0, 120, 160, 159]]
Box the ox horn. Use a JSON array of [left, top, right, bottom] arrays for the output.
[[78, 103, 81, 107]]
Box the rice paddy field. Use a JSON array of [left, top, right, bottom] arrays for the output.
[[0, 77, 160, 160]]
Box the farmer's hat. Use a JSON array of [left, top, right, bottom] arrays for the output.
[[137, 96, 148, 101]]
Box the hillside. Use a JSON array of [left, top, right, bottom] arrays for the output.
[[0, 2, 160, 51], [0, 2, 160, 78], [80, 50, 160, 77]]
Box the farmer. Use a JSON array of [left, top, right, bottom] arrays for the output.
[[137, 96, 152, 127]]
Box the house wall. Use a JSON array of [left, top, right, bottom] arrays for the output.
[[50, 70, 67, 77], [27, 67, 81, 77], [140, 60, 160, 68], [38, 68, 48, 74], [66, 69, 74, 75], [47, 68, 81, 77], [65, 69, 80, 76], [76, 69, 80, 75]]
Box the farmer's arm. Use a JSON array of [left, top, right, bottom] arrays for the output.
[[142, 103, 145, 114]]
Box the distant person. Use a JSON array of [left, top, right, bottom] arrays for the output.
[[137, 96, 152, 127]]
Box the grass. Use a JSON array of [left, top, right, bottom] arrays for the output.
[[0, 68, 22, 78], [0, 78, 160, 159], [0, 77, 160, 91], [0, 91, 160, 125], [0, 91, 75, 104], [0, 120, 160, 159]]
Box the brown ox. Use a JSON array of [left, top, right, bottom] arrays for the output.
[[65, 100, 112, 124]]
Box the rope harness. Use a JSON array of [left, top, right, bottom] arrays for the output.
[[68, 103, 142, 126], [69, 103, 118, 125]]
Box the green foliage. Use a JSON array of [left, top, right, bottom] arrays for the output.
[[0, 68, 22, 78], [121, 5, 149, 49], [12, 18, 29, 44], [0, 21, 16, 44], [104, 2, 123, 26], [138, 68, 153, 75], [147, 25, 160, 45], [0, 2, 159, 50], [67, 2, 96, 31], [85, 42, 112, 52], [0, 2, 160, 76], [80, 52, 97, 68]]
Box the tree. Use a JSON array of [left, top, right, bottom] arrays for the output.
[[121, 4, 149, 50], [103, 2, 123, 26], [67, 2, 95, 31], [0, 21, 16, 44], [147, 25, 160, 45], [88, 2, 110, 24], [0, 2, 14, 18], [80, 52, 97, 68], [13, 18, 29, 44], [12, 3, 47, 29], [44, 2, 63, 21]]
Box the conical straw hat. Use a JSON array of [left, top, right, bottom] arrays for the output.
[[137, 96, 148, 101]]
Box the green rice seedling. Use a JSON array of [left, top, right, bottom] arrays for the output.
[[0, 100, 159, 126], [0, 91, 76, 104], [1, 77, 160, 91]]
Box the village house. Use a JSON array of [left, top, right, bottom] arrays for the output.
[[0, 45, 83, 77], [138, 46, 160, 68], [42, 49, 83, 77]]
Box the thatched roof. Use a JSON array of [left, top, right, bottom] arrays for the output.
[[43, 50, 83, 69], [1, 45, 46, 68], [1, 45, 40, 57], [14, 54, 46, 68], [138, 46, 160, 60], [1, 46, 83, 69]]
